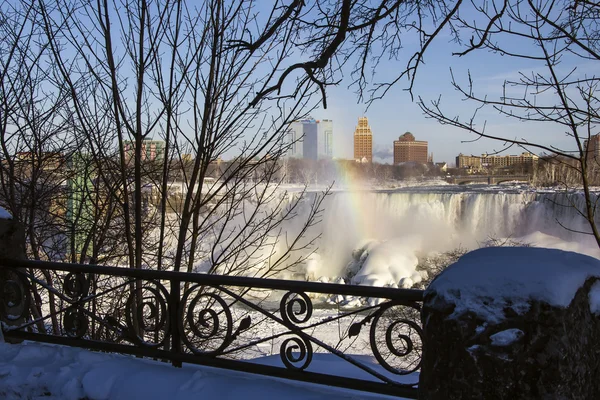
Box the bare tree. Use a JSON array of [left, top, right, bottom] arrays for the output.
[[28, 0, 339, 278], [0, 0, 473, 277], [415, 0, 600, 247], [0, 0, 475, 343], [0, 0, 80, 334]]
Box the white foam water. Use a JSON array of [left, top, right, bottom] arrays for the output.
[[302, 186, 600, 280]]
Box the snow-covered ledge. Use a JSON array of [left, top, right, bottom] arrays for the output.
[[419, 247, 600, 400]]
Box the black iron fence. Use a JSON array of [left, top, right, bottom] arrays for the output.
[[0, 258, 423, 398]]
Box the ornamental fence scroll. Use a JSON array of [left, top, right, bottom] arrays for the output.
[[0, 258, 423, 398]]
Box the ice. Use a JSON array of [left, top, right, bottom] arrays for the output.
[[399, 277, 414, 289], [294, 186, 600, 287], [352, 237, 421, 288], [305, 253, 321, 280], [149, 185, 600, 285]]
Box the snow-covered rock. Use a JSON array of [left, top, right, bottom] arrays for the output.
[[427, 247, 600, 323], [420, 247, 600, 400], [0, 207, 11, 219]]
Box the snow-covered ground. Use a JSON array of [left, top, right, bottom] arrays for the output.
[[278, 178, 451, 192], [0, 340, 409, 400]]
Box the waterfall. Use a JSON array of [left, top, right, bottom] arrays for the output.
[[308, 188, 600, 278]]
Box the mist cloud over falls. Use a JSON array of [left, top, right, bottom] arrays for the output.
[[291, 188, 600, 288]]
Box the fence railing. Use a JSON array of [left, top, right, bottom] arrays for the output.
[[0, 258, 423, 398]]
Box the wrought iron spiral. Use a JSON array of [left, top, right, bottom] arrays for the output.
[[125, 281, 170, 347], [369, 303, 423, 376], [280, 335, 313, 371], [63, 308, 88, 338], [63, 272, 89, 300], [0, 269, 30, 324], [179, 285, 233, 355], [280, 291, 312, 326]]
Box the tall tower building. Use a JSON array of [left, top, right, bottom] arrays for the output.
[[286, 122, 304, 158], [286, 118, 333, 160], [393, 132, 428, 164], [318, 119, 333, 159], [353, 117, 372, 163]]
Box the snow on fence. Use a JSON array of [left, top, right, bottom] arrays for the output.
[[0, 258, 423, 399]]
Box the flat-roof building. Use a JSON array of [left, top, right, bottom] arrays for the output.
[[393, 132, 428, 164], [457, 152, 539, 172]]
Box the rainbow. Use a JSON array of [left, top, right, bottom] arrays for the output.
[[329, 160, 374, 243]]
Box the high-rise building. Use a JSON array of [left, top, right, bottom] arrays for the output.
[[285, 118, 333, 160], [353, 117, 372, 163], [124, 139, 165, 163], [585, 134, 600, 161], [319, 119, 333, 159], [66, 153, 96, 258], [297, 120, 318, 160], [286, 122, 304, 159], [393, 132, 428, 164]]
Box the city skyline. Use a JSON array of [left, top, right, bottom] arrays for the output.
[[302, 28, 591, 165]]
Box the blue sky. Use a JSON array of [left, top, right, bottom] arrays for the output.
[[306, 16, 586, 165]]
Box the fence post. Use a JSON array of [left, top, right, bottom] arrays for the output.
[[0, 212, 25, 261], [0, 211, 27, 341], [170, 278, 182, 367]]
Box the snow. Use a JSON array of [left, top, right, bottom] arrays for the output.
[[427, 247, 600, 323], [279, 179, 451, 192], [475, 324, 487, 334], [589, 281, 600, 315], [352, 238, 421, 288], [0, 341, 410, 400], [489, 329, 524, 347], [0, 207, 11, 219], [513, 231, 600, 259]]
